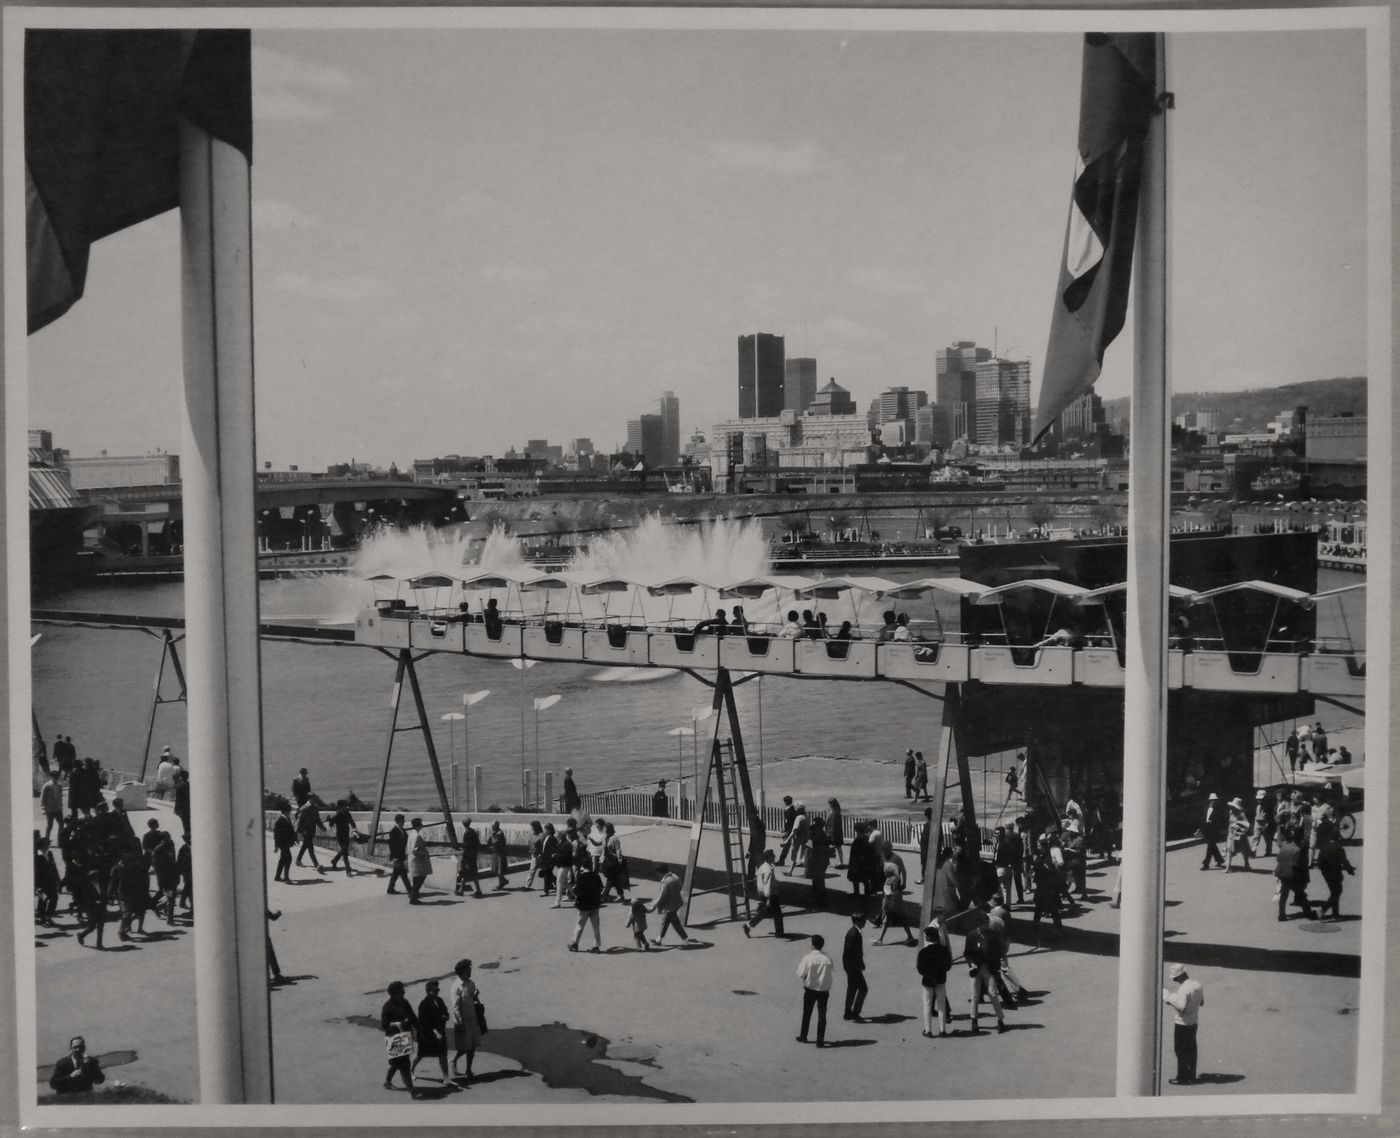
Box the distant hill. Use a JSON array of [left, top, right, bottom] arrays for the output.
[[1102, 376, 1366, 433]]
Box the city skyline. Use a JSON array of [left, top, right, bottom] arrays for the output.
[[24, 22, 1369, 471]]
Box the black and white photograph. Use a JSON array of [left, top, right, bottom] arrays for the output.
[[5, 4, 1391, 1128]]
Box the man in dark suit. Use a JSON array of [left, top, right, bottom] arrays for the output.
[[386, 814, 410, 895], [842, 913, 868, 1021], [49, 1036, 104, 1095], [1200, 793, 1226, 869], [562, 768, 581, 815], [272, 804, 296, 882], [291, 767, 312, 808]]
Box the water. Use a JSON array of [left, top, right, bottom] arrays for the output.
[[31, 523, 1365, 812]]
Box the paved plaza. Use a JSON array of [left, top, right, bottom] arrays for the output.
[[30, 795, 1361, 1108]]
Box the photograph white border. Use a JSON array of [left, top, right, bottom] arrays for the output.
[[3, 3, 1392, 1131]]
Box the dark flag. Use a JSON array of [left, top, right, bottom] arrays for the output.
[[1033, 33, 1156, 442], [25, 29, 252, 334]]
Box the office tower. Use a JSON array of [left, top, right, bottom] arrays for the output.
[[935, 340, 989, 444], [974, 358, 1032, 447], [784, 358, 817, 413], [626, 414, 665, 467], [738, 333, 785, 418], [876, 385, 929, 424], [659, 391, 680, 466], [1054, 389, 1106, 445]]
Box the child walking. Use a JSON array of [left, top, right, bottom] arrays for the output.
[[625, 898, 651, 951]]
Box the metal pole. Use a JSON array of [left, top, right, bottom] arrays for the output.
[[179, 113, 273, 1103], [1117, 32, 1170, 1099], [367, 651, 408, 858], [138, 630, 171, 783], [757, 674, 765, 810], [534, 707, 540, 810], [473, 765, 482, 813]]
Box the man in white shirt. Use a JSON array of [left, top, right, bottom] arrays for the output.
[[778, 610, 802, 639], [742, 850, 784, 937], [1162, 963, 1205, 1085], [155, 747, 176, 798], [795, 933, 834, 1046]]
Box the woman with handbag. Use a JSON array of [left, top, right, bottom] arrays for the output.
[[412, 979, 450, 1084], [381, 980, 420, 1096], [601, 822, 629, 902], [450, 958, 486, 1081]]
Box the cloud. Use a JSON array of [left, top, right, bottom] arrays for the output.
[[253, 46, 353, 122], [709, 141, 819, 174], [253, 200, 321, 232], [271, 272, 393, 304], [477, 264, 549, 284], [846, 267, 928, 298]]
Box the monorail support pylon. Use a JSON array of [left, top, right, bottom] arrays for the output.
[[366, 647, 459, 855]]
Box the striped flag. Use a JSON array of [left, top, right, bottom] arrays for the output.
[[25, 29, 251, 334], [1033, 33, 1157, 442]]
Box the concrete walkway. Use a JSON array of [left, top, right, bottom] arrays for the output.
[[29, 796, 1361, 1108]]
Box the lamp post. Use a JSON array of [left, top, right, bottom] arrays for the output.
[[440, 712, 464, 808], [532, 694, 561, 809], [667, 725, 694, 815], [462, 690, 490, 810], [510, 659, 537, 807]]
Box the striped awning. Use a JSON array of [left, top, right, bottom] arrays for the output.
[[29, 465, 82, 510]]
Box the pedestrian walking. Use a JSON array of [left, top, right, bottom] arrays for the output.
[[1252, 789, 1277, 858], [111, 850, 149, 941], [524, 819, 544, 889], [1274, 827, 1317, 921], [455, 820, 483, 898], [826, 798, 845, 867], [385, 814, 410, 895], [408, 818, 432, 904], [291, 767, 312, 809], [916, 919, 953, 1037], [1316, 836, 1356, 919], [649, 864, 690, 944], [562, 766, 581, 815], [1031, 837, 1063, 945], [1224, 798, 1252, 872], [795, 934, 834, 1047], [876, 852, 915, 945], [34, 836, 60, 927], [488, 820, 509, 890], [1162, 963, 1204, 1085], [626, 898, 651, 950], [786, 805, 811, 875], [1311, 722, 1329, 762], [40, 772, 63, 842], [842, 914, 868, 1022], [327, 800, 360, 876], [652, 779, 670, 818], [807, 823, 832, 906], [552, 828, 576, 907], [963, 919, 1006, 1034], [177, 832, 193, 914], [903, 749, 916, 799], [775, 797, 797, 866], [293, 798, 325, 872], [151, 831, 180, 924], [742, 850, 784, 938], [172, 769, 191, 839], [412, 979, 450, 1084], [449, 958, 485, 1081], [1199, 793, 1225, 869], [601, 822, 630, 901], [539, 823, 559, 897], [568, 865, 604, 951], [381, 980, 421, 1097], [913, 751, 930, 802]]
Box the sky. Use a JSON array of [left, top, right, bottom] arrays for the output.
[[25, 21, 1370, 471]]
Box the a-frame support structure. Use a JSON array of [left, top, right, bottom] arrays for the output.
[[137, 628, 188, 783], [366, 647, 459, 855], [680, 666, 767, 924]]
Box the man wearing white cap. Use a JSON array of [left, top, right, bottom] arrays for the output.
[[1200, 793, 1226, 870], [155, 747, 176, 799], [1162, 963, 1204, 1085]]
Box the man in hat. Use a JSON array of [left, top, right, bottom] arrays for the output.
[[1200, 793, 1226, 870], [155, 747, 177, 798], [1252, 789, 1277, 858], [1224, 797, 1252, 872], [902, 749, 916, 799], [652, 779, 669, 819], [1162, 963, 1204, 1084], [562, 767, 581, 815]]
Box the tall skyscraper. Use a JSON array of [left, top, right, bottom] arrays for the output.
[[974, 358, 1032, 447], [626, 414, 665, 466], [738, 333, 785, 418], [935, 340, 989, 444], [659, 390, 680, 466], [784, 358, 817, 413]]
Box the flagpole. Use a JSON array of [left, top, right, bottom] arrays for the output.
[[179, 115, 274, 1103], [1116, 31, 1170, 1098]]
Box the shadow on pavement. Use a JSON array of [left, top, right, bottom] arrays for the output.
[[862, 1013, 915, 1025], [271, 973, 318, 987], [279, 878, 330, 887], [456, 1069, 532, 1086], [820, 1039, 876, 1048], [1194, 1072, 1246, 1085]]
